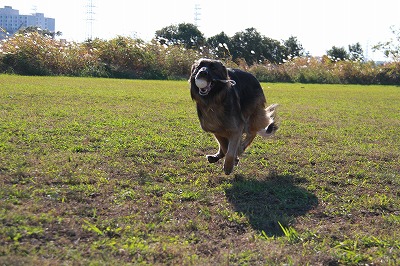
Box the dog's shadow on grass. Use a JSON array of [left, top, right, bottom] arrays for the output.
[[225, 173, 318, 237]]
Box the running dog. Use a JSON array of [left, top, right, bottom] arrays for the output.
[[189, 58, 278, 175]]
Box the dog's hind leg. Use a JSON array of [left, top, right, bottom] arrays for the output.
[[238, 132, 257, 156], [207, 134, 228, 163], [223, 133, 241, 175]]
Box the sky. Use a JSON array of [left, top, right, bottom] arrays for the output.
[[2, 0, 399, 61]]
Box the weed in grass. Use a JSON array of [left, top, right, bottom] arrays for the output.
[[332, 235, 400, 265], [278, 221, 302, 244]]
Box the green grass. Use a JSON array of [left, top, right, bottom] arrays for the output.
[[0, 75, 399, 265]]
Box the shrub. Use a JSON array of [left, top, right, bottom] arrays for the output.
[[0, 33, 106, 76], [0, 32, 56, 75], [90, 37, 156, 79], [249, 63, 291, 83], [0, 33, 399, 84], [376, 62, 400, 84], [162, 45, 203, 79]]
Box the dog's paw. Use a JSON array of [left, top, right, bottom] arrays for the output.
[[207, 154, 220, 163], [223, 165, 233, 175], [223, 160, 235, 175]]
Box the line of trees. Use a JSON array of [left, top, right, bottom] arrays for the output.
[[156, 24, 304, 65], [0, 24, 399, 84], [155, 23, 369, 65]]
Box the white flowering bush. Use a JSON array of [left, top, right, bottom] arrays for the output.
[[0, 33, 399, 84], [0, 32, 105, 76], [0, 32, 57, 75], [249, 56, 399, 84]]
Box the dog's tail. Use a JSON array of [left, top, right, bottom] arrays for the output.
[[257, 103, 279, 138]]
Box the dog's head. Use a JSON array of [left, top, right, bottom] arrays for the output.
[[190, 58, 229, 97]]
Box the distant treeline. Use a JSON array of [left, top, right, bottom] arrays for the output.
[[0, 31, 399, 84]]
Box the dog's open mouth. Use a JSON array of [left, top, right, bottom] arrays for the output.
[[198, 84, 211, 96], [195, 78, 212, 96]]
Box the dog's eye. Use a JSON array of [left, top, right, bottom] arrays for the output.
[[193, 65, 201, 73]]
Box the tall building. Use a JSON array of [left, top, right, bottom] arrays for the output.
[[0, 6, 55, 39]]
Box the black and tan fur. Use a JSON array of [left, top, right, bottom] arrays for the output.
[[190, 58, 278, 175]]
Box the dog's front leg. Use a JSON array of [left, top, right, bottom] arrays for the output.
[[223, 134, 241, 175], [207, 134, 228, 163]]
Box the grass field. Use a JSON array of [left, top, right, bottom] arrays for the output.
[[0, 74, 399, 265]]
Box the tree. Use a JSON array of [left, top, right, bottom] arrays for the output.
[[230, 28, 264, 65], [326, 46, 349, 61], [348, 42, 364, 61], [229, 28, 287, 64], [283, 36, 304, 58], [206, 31, 232, 59], [373, 26, 400, 62], [261, 37, 287, 63], [155, 23, 205, 49]]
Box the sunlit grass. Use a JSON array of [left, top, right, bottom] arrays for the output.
[[0, 75, 399, 265]]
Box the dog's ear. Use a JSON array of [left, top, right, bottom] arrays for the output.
[[191, 62, 198, 75], [221, 62, 228, 77], [216, 60, 228, 79], [189, 60, 199, 82], [188, 62, 197, 82]]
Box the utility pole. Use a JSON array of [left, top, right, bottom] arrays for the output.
[[365, 41, 369, 61], [86, 0, 95, 40], [194, 3, 201, 27]]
